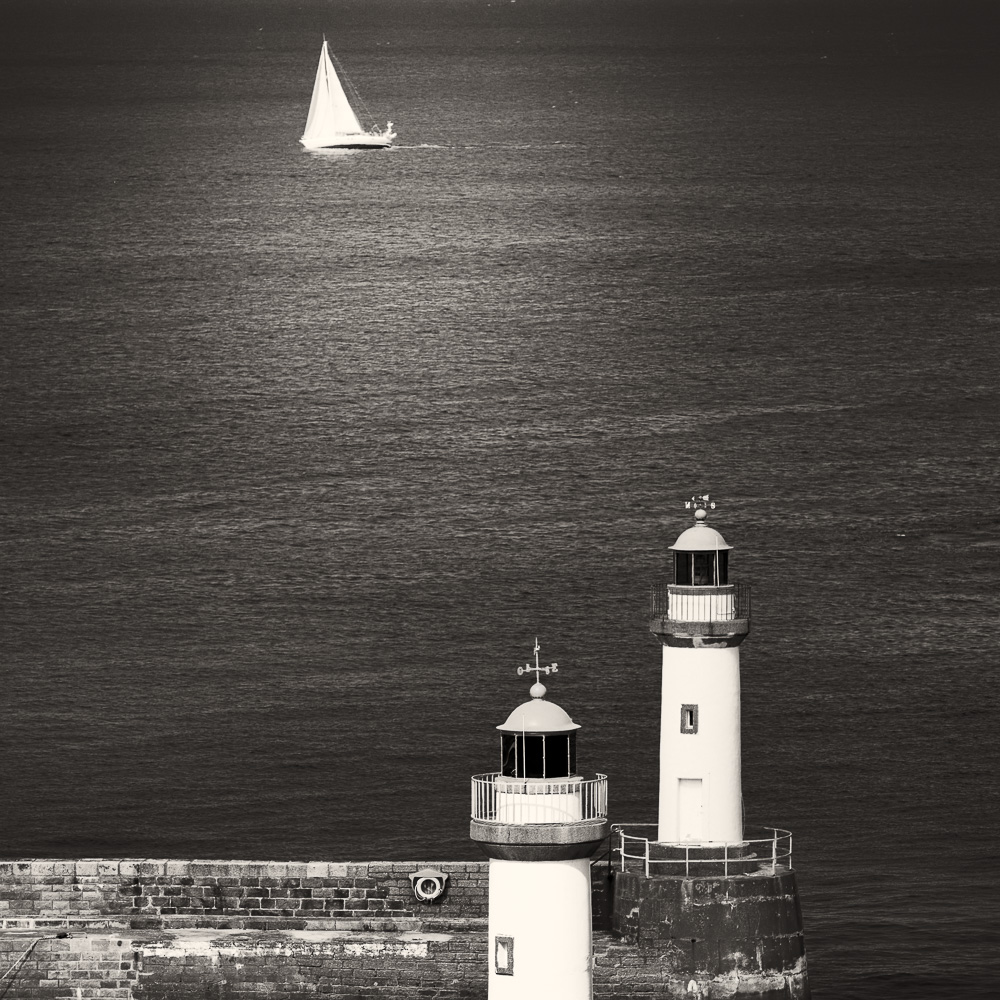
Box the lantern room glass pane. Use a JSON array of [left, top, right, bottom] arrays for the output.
[[523, 735, 546, 777], [500, 733, 519, 776], [542, 734, 575, 778], [693, 552, 713, 585], [499, 734, 545, 777], [499, 732, 578, 778]]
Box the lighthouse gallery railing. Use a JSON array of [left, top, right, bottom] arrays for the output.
[[613, 823, 792, 877], [471, 773, 608, 825], [650, 581, 751, 622]]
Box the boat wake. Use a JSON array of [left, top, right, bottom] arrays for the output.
[[393, 143, 578, 150]]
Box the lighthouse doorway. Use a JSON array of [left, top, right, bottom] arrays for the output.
[[677, 778, 705, 842]]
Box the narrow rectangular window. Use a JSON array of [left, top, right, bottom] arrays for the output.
[[495, 935, 514, 975], [680, 704, 698, 734]]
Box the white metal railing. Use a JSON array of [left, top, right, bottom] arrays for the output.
[[613, 823, 792, 877], [471, 772, 608, 825], [651, 582, 751, 624], [670, 588, 734, 622]]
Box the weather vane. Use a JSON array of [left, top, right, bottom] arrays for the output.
[[517, 638, 558, 685], [684, 493, 717, 511]]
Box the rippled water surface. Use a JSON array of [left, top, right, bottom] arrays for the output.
[[2, 1, 999, 996]]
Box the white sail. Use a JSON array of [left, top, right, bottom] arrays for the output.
[[301, 40, 364, 147]]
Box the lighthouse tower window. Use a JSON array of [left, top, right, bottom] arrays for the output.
[[500, 732, 577, 779], [494, 936, 514, 975], [680, 704, 699, 734]]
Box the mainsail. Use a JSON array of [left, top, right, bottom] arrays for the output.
[[301, 40, 364, 146]]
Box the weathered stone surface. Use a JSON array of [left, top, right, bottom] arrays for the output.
[[612, 868, 809, 997]]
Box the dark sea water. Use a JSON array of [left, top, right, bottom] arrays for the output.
[[2, 0, 999, 996]]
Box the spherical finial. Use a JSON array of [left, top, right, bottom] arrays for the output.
[[530, 681, 546, 699], [694, 507, 707, 521]]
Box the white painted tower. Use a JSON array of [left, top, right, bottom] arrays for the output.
[[652, 499, 751, 845], [470, 642, 609, 1000], [609, 501, 808, 998]]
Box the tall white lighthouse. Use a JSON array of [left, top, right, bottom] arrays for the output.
[[652, 498, 750, 845], [470, 642, 609, 1000], [609, 499, 808, 998]]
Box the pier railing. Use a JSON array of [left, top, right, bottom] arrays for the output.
[[612, 823, 792, 877], [471, 773, 608, 825]]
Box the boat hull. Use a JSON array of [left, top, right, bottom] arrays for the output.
[[300, 132, 394, 150]]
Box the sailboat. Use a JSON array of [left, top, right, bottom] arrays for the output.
[[300, 39, 395, 150]]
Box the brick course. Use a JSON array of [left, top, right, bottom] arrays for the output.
[[0, 860, 491, 933]]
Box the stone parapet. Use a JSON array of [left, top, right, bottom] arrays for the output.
[[0, 859, 490, 932]]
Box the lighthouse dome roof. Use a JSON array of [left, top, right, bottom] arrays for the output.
[[669, 520, 733, 552], [497, 698, 581, 734]]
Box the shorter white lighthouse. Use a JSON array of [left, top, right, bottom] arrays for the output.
[[470, 642, 609, 1000]]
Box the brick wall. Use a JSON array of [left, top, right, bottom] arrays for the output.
[[0, 929, 488, 1000], [0, 860, 616, 999], [0, 859, 495, 998], [0, 860, 490, 932]]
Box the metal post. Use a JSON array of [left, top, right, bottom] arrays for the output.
[[771, 830, 777, 874], [619, 830, 625, 873], [644, 837, 650, 877], [685, 845, 690, 878], [724, 842, 729, 878]]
